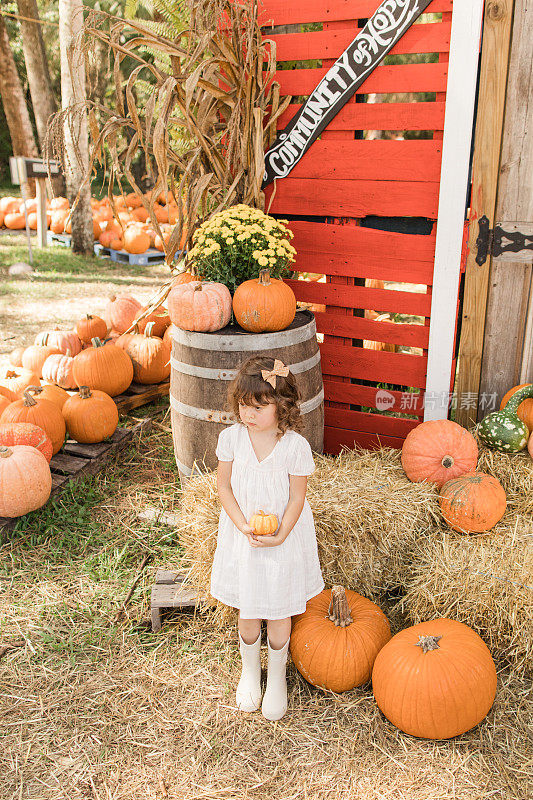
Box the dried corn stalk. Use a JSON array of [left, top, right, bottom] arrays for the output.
[[46, 0, 289, 276]]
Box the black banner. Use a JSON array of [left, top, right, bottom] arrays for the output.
[[262, 0, 434, 187]]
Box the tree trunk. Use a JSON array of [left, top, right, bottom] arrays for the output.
[[0, 12, 38, 196], [17, 0, 66, 196], [59, 0, 93, 255]]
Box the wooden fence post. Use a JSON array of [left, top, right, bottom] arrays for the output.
[[454, 1, 515, 428], [477, 0, 533, 410]]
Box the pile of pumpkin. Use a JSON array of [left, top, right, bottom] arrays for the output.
[[167, 268, 299, 334], [0, 191, 187, 256], [401, 384, 533, 534], [0, 294, 172, 519]]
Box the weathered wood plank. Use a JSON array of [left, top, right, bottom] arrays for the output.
[[325, 407, 419, 438], [323, 378, 425, 415], [287, 280, 432, 316], [319, 344, 427, 387], [114, 382, 170, 413], [324, 425, 406, 454], [454, 0, 515, 427], [315, 312, 429, 348]]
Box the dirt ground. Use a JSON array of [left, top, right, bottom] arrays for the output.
[[0, 233, 532, 800]]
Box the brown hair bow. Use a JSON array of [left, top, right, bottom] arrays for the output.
[[261, 359, 290, 389]]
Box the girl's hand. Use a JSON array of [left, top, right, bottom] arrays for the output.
[[248, 531, 285, 548], [239, 522, 260, 546]]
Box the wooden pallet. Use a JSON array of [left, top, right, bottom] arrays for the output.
[[47, 231, 183, 265], [113, 380, 170, 414], [0, 418, 152, 536]]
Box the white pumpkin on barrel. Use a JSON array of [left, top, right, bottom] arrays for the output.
[[167, 281, 232, 333]]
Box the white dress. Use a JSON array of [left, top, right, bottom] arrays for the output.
[[210, 423, 325, 620]]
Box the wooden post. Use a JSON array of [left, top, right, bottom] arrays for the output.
[[35, 177, 48, 247], [477, 0, 533, 411], [454, 1, 515, 428], [423, 0, 485, 422]]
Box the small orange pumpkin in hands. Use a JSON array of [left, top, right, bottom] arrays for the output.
[[249, 510, 278, 536]]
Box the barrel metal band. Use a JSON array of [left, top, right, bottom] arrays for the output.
[[170, 388, 324, 424], [169, 317, 317, 351], [170, 349, 321, 381]]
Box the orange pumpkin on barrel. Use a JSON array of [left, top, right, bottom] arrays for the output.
[[233, 270, 296, 333]]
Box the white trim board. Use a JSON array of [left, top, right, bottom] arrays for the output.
[[423, 1, 485, 422]]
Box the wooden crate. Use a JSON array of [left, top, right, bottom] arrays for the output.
[[113, 380, 170, 414]]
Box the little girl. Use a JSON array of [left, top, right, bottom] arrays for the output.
[[210, 356, 324, 721]]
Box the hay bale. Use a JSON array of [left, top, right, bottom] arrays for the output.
[[399, 444, 533, 675], [175, 447, 440, 623]]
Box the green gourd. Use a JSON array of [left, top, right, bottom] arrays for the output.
[[478, 384, 533, 452]]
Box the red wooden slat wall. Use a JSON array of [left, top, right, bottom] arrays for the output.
[[259, 0, 459, 454]]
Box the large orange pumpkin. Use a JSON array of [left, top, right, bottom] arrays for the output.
[[4, 212, 26, 230], [8, 347, 25, 368], [499, 384, 533, 433], [72, 338, 134, 396], [104, 294, 142, 334], [0, 422, 53, 463], [401, 419, 479, 488], [63, 386, 119, 443], [167, 281, 232, 332], [0, 396, 12, 417], [233, 270, 296, 333], [76, 314, 108, 344], [134, 305, 170, 337], [124, 227, 150, 254], [125, 323, 171, 384], [290, 586, 391, 693], [0, 389, 66, 454], [372, 619, 497, 739], [0, 445, 52, 517], [438, 471, 506, 533]]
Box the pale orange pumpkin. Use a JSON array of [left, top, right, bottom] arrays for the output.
[[0, 386, 16, 404], [401, 420, 479, 488], [173, 268, 198, 285], [104, 294, 142, 334], [4, 212, 26, 230], [0, 197, 22, 215], [63, 386, 119, 443], [438, 471, 506, 533], [50, 197, 69, 211], [233, 270, 296, 333], [0, 422, 53, 463], [76, 314, 108, 344], [291, 586, 391, 693], [72, 338, 134, 396], [8, 347, 25, 367], [0, 396, 12, 417], [499, 384, 533, 434], [22, 338, 62, 377], [0, 368, 40, 397], [372, 619, 497, 739], [0, 445, 52, 517], [42, 351, 77, 389], [249, 510, 278, 536], [35, 328, 82, 356], [125, 323, 171, 384], [167, 281, 232, 332], [0, 389, 66, 454]]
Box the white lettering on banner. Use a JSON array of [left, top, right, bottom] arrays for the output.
[[262, 0, 427, 186]]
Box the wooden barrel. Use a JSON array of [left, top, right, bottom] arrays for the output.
[[170, 310, 323, 484]]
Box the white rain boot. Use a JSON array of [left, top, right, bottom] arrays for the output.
[[261, 638, 289, 721], [236, 632, 262, 712]]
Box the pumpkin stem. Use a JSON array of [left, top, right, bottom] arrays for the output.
[[441, 455, 454, 468], [145, 322, 155, 338], [258, 269, 271, 286], [415, 635, 442, 653], [0, 446, 12, 458], [22, 389, 39, 406], [327, 585, 353, 628], [79, 386, 92, 399], [5, 371, 18, 379], [65, 349, 71, 359], [91, 337, 104, 348], [193, 284, 203, 292]]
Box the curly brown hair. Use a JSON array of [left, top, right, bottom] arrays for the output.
[[228, 356, 302, 435]]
